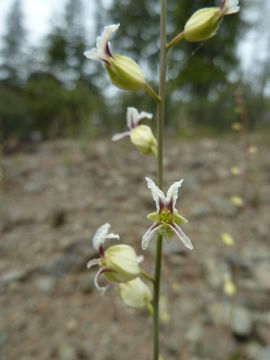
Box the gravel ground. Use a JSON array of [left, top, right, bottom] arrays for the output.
[[0, 136, 269, 360]]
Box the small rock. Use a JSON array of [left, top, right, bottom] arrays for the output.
[[185, 323, 203, 344], [0, 269, 28, 285], [57, 342, 76, 360], [0, 333, 8, 349], [200, 325, 235, 360], [245, 342, 263, 360], [254, 263, 270, 291], [259, 346, 270, 360], [190, 204, 212, 219], [256, 325, 270, 345], [208, 302, 232, 326], [231, 306, 253, 339], [210, 196, 238, 218], [77, 273, 95, 294], [35, 276, 56, 292]]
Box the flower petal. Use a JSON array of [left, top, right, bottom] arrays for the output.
[[106, 233, 120, 241], [169, 222, 193, 250], [165, 179, 184, 211], [92, 223, 110, 251], [94, 267, 107, 292], [127, 107, 140, 129], [137, 111, 153, 123], [136, 255, 144, 264], [142, 222, 162, 250], [84, 24, 120, 62], [112, 131, 131, 141], [145, 177, 166, 212], [86, 258, 100, 269], [96, 24, 120, 54], [222, 0, 240, 15]]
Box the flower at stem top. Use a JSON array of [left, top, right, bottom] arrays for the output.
[[142, 177, 193, 251], [183, 0, 240, 43], [112, 107, 157, 156], [84, 24, 146, 91], [87, 223, 141, 292]]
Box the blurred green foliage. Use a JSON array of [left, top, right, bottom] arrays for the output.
[[0, 0, 269, 145]]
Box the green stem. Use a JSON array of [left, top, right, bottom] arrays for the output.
[[145, 83, 161, 104], [140, 268, 155, 284], [166, 31, 185, 50], [153, 0, 167, 359]]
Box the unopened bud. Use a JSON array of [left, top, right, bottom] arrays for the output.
[[130, 125, 157, 155], [106, 55, 146, 91], [103, 244, 140, 283], [119, 277, 152, 309]]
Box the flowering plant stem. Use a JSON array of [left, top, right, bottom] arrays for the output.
[[153, 0, 167, 359]]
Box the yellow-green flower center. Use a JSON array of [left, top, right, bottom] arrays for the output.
[[159, 208, 173, 225]]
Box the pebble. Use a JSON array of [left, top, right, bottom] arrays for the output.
[[231, 306, 253, 339]]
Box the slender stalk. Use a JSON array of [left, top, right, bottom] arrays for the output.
[[166, 31, 185, 50], [145, 83, 161, 104], [153, 0, 167, 359]]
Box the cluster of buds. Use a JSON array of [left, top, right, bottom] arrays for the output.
[[87, 223, 152, 310]]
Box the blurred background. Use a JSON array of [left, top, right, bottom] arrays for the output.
[[0, 1, 269, 360], [0, 0, 270, 143]]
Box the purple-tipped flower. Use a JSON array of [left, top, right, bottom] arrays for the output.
[[84, 25, 146, 91], [112, 107, 157, 155], [142, 177, 193, 251], [87, 223, 141, 292]]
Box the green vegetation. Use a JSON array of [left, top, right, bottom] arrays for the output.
[[0, 0, 269, 144]]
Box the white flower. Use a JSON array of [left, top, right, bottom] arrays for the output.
[[92, 222, 119, 253], [84, 25, 146, 91], [112, 107, 153, 140], [112, 107, 157, 155], [84, 24, 120, 63], [142, 177, 193, 251], [87, 223, 141, 292], [119, 277, 152, 309], [221, 0, 240, 15]]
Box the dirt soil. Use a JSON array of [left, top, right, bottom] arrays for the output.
[[0, 137, 270, 360]]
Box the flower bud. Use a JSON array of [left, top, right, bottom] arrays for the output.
[[184, 8, 221, 42], [106, 55, 146, 91], [119, 277, 152, 309], [183, 1, 239, 42], [103, 244, 141, 283], [130, 125, 157, 155]]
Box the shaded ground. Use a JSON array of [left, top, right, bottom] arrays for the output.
[[0, 136, 270, 360]]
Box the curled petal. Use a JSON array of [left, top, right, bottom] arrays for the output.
[[127, 107, 140, 129], [142, 222, 162, 250], [222, 0, 240, 15], [86, 258, 100, 269], [94, 267, 108, 292], [112, 131, 131, 141], [166, 179, 184, 210], [137, 111, 153, 123], [145, 177, 166, 212], [106, 233, 120, 241], [84, 24, 120, 62], [169, 222, 193, 250], [92, 223, 119, 251]]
